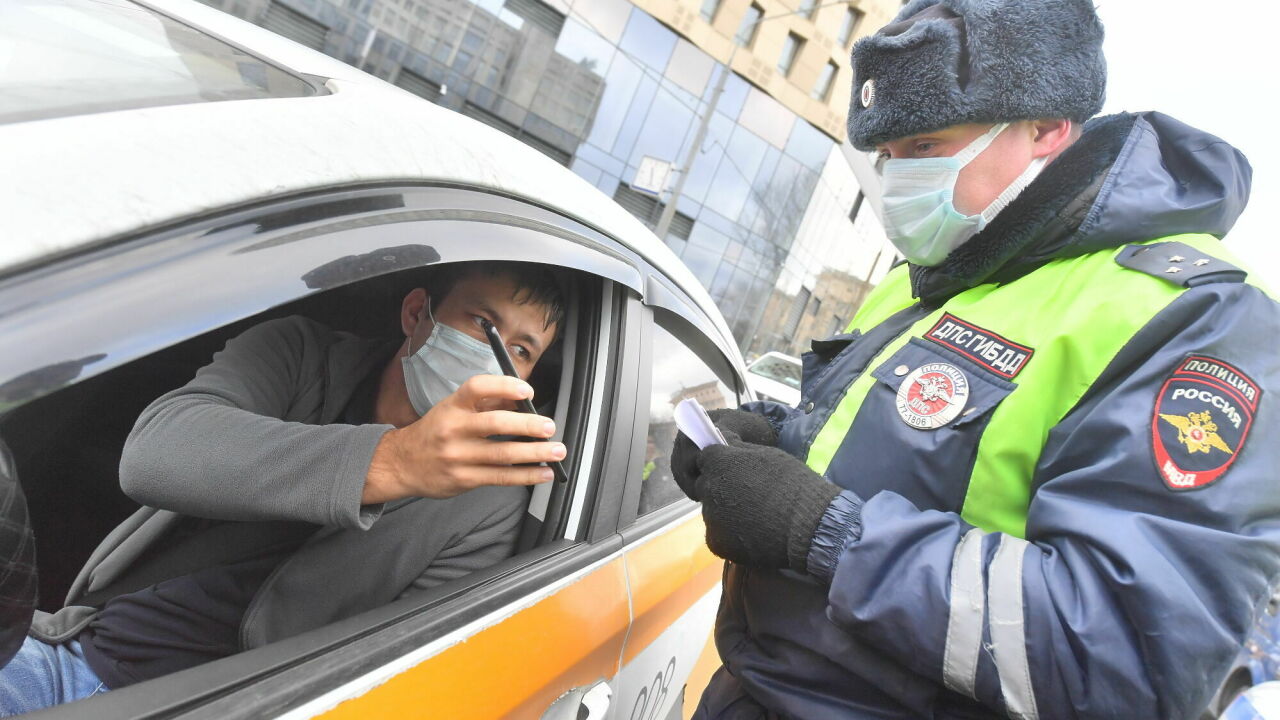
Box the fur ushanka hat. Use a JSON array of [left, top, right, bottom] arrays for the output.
[[846, 0, 1107, 151]]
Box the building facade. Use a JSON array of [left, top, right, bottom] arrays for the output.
[[199, 0, 900, 359]]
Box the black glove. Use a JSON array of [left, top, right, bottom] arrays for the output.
[[695, 434, 840, 572], [671, 408, 778, 501]]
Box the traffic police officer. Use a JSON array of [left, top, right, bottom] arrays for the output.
[[672, 0, 1280, 717]]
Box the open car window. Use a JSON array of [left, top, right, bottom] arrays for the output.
[[0, 185, 657, 717]]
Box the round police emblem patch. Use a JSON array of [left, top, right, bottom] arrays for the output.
[[896, 362, 969, 430], [860, 79, 876, 108]]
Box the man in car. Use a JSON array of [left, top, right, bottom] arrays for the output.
[[672, 0, 1280, 718], [0, 261, 565, 713]]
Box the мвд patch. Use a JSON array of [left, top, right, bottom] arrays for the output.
[[1152, 355, 1259, 491]]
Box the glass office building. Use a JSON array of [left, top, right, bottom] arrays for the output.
[[199, 0, 896, 358]]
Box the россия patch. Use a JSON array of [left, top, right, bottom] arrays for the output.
[[1151, 355, 1260, 491]]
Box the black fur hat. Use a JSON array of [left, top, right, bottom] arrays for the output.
[[847, 0, 1106, 150]]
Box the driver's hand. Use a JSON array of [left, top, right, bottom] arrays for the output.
[[362, 375, 564, 504]]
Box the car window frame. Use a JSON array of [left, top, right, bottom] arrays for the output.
[[0, 184, 663, 718], [616, 297, 746, 531]]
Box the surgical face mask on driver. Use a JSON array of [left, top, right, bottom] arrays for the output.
[[879, 122, 1046, 266], [401, 299, 503, 416]]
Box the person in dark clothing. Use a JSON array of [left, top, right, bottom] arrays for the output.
[[0, 261, 565, 714], [672, 1, 1280, 718]]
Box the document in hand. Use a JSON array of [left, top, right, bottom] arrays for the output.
[[674, 398, 728, 450]]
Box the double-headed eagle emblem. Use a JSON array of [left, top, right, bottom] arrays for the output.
[[1159, 410, 1233, 455], [916, 374, 954, 404]]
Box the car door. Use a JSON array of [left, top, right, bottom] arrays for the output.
[[0, 184, 678, 719], [607, 294, 748, 720]]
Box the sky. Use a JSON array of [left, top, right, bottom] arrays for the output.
[[1095, 2, 1280, 286]]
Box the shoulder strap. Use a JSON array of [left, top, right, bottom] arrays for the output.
[[1115, 234, 1247, 288]]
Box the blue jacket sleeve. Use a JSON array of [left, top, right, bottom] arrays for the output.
[[815, 283, 1280, 719]]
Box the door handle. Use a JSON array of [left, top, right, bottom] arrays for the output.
[[541, 680, 612, 720]]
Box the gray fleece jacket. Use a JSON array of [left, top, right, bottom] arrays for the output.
[[31, 316, 525, 649]]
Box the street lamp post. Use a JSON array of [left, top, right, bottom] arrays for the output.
[[653, 0, 851, 240]]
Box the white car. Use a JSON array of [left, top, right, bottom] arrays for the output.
[[744, 351, 803, 406], [0, 0, 748, 717]]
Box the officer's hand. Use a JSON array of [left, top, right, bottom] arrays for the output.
[[695, 433, 839, 572], [671, 409, 778, 501], [363, 375, 565, 503]]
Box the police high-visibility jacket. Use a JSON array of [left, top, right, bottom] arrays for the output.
[[698, 112, 1280, 720]]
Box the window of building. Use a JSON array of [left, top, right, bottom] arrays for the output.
[[811, 60, 837, 100], [784, 286, 811, 337], [461, 101, 520, 135], [700, 0, 720, 23], [461, 102, 573, 167], [503, 0, 565, 38], [263, 2, 329, 51], [640, 323, 738, 516], [520, 132, 573, 166], [394, 67, 442, 102], [735, 3, 763, 46], [848, 190, 865, 224], [837, 6, 864, 46], [612, 184, 694, 242], [799, 0, 817, 19], [777, 32, 803, 76]]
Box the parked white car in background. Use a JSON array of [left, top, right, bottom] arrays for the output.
[[744, 351, 802, 406]]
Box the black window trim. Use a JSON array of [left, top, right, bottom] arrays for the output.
[[0, 183, 744, 413], [0, 184, 646, 413]]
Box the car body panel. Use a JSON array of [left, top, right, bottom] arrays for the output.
[[283, 513, 720, 720], [0, 1, 740, 377], [295, 557, 631, 719], [1222, 682, 1280, 720], [615, 513, 722, 720], [620, 510, 720, 667]]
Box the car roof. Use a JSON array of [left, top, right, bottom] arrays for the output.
[[0, 0, 741, 366]]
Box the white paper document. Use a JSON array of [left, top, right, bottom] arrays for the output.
[[674, 398, 728, 449]]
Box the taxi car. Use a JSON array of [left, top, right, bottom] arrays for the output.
[[0, 0, 746, 716]]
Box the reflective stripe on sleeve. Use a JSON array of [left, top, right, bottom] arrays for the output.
[[942, 528, 987, 698], [988, 535, 1039, 720]]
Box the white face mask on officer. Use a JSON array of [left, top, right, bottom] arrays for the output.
[[401, 298, 502, 416], [879, 122, 1046, 266]]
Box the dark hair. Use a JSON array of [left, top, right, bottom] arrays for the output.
[[423, 261, 566, 335]]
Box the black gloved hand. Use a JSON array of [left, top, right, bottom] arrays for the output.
[[671, 408, 778, 501], [695, 434, 839, 572]]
